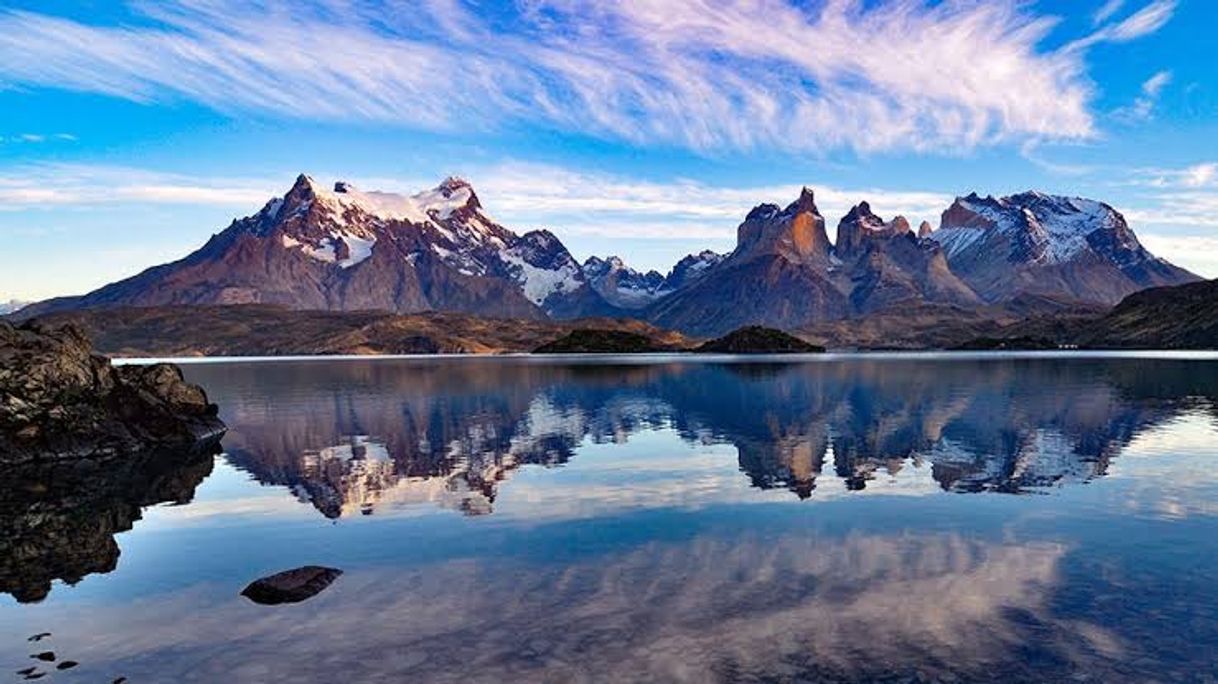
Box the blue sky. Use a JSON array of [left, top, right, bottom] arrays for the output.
[[2, 0, 1216, 301]]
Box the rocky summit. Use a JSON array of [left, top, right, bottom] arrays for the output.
[[12, 176, 1199, 340], [0, 320, 226, 464], [931, 191, 1195, 304], [649, 189, 983, 335]]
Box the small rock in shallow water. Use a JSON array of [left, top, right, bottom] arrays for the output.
[[16, 667, 36, 676], [26, 633, 50, 642], [241, 566, 343, 605], [56, 661, 78, 670], [30, 652, 54, 662]]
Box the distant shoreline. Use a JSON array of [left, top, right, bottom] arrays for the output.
[[114, 349, 1218, 366]]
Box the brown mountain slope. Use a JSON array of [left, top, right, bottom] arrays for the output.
[[19, 176, 620, 321], [27, 305, 691, 357], [1074, 279, 1218, 349]]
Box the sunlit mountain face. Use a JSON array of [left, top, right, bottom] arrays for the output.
[[199, 357, 1217, 518]]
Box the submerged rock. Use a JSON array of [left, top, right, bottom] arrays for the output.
[[695, 326, 825, 354], [0, 319, 226, 465], [241, 566, 343, 605]]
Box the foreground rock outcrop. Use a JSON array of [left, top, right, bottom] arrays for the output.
[[0, 320, 226, 464]]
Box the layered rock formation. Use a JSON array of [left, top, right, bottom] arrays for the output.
[[0, 320, 225, 464], [648, 190, 981, 335], [648, 189, 851, 335]]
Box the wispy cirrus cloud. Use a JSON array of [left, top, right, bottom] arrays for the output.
[[0, 0, 1172, 155], [462, 162, 953, 241], [1093, 0, 1126, 25], [0, 132, 76, 143], [1113, 70, 1173, 122], [1068, 0, 1177, 50], [0, 163, 276, 207]]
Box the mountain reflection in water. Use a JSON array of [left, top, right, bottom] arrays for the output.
[[203, 357, 1218, 518], [4, 356, 1218, 683]]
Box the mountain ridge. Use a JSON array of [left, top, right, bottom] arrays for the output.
[[15, 174, 1199, 337]]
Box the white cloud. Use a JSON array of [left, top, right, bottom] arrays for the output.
[[0, 132, 76, 144], [0, 164, 276, 208], [1105, 0, 1177, 41], [438, 162, 955, 248], [1071, 0, 1177, 50], [1142, 70, 1173, 98], [1136, 234, 1218, 277], [1182, 163, 1218, 188], [1113, 69, 1173, 122], [0, 0, 1128, 155], [1093, 0, 1126, 25]]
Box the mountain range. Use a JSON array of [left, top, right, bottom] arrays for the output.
[[17, 174, 1199, 337]]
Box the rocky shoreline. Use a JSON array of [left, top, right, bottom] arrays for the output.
[[0, 320, 226, 466]]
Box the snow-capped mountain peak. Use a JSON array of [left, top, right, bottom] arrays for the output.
[[581, 255, 666, 310], [931, 189, 1196, 304], [934, 190, 1125, 265]]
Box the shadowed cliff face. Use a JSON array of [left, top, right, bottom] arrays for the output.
[[196, 357, 1215, 519], [0, 320, 225, 464], [0, 443, 217, 603]]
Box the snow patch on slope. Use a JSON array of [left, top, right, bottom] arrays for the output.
[[500, 249, 581, 305], [282, 231, 377, 268], [340, 235, 376, 268]]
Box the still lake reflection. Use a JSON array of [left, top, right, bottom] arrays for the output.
[[4, 355, 1218, 682]]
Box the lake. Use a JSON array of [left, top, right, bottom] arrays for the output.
[[4, 354, 1218, 682]]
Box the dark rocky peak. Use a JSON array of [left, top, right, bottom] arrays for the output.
[[514, 230, 578, 270], [661, 250, 725, 292], [520, 228, 559, 248], [745, 203, 781, 222], [735, 187, 831, 265], [583, 255, 607, 271], [279, 173, 321, 212], [918, 220, 934, 238], [785, 186, 820, 216], [435, 176, 481, 211], [836, 203, 916, 259], [842, 201, 884, 227]]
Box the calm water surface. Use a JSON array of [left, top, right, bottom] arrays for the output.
[[4, 354, 1218, 682]]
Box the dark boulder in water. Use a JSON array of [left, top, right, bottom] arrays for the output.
[[0, 319, 226, 465], [242, 566, 343, 605]]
